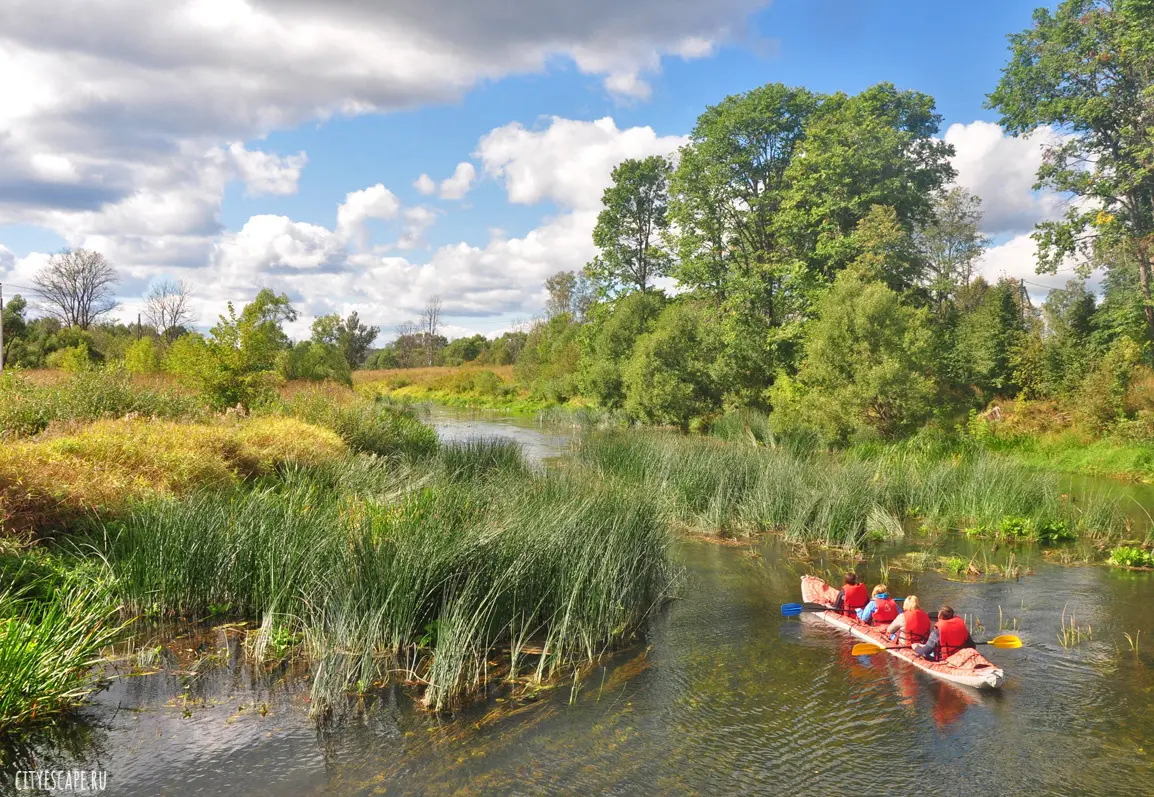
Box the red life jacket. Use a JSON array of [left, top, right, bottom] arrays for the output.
[[871, 597, 898, 626], [842, 583, 868, 616], [904, 609, 931, 643], [937, 616, 969, 659]]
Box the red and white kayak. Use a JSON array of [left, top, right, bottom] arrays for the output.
[[801, 575, 1005, 690]]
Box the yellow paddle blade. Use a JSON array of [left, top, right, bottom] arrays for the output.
[[851, 642, 886, 656], [988, 634, 1023, 649]]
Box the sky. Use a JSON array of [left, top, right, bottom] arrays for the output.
[[0, 0, 1077, 341]]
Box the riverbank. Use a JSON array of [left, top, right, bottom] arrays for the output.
[[0, 375, 674, 731]]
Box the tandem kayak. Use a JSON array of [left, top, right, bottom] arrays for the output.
[[801, 576, 1005, 690]]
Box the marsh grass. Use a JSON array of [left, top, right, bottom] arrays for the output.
[[278, 389, 438, 460], [87, 441, 673, 714], [0, 577, 127, 730], [574, 431, 1128, 548], [1058, 605, 1093, 649]]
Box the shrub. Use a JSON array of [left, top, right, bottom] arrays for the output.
[[45, 343, 93, 373], [123, 337, 161, 375], [280, 390, 438, 460]]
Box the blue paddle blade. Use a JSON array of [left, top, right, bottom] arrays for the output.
[[780, 603, 804, 617]]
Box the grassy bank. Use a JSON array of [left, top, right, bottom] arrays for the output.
[[355, 365, 562, 413], [574, 431, 1135, 549], [0, 380, 675, 728]]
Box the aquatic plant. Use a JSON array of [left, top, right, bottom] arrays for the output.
[[279, 389, 438, 460], [0, 578, 127, 730], [1122, 631, 1141, 656], [1058, 606, 1092, 650], [1107, 546, 1154, 569], [572, 431, 1128, 548]]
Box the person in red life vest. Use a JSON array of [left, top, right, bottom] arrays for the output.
[[884, 594, 931, 644], [857, 583, 900, 626], [833, 573, 868, 617], [911, 606, 976, 662]]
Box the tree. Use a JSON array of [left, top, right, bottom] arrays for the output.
[[311, 311, 379, 368], [144, 280, 194, 340], [589, 156, 672, 296], [420, 296, 442, 366], [545, 270, 596, 321], [623, 302, 723, 430], [2, 293, 28, 366], [669, 84, 821, 309], [957, 278, 1030, 398], [33, 248, 119, 329], [579, 291, 667, 409], [989, 0, 1154, 358], [915, 188, 990, 306], [278, 341, 352, 385], [124, 336, 160, 375], [769, 270, 936, 443], [777, 83, 956, 287]]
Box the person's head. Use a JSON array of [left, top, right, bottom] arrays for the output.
[[844, 573, 858, 586], [872, 584, 888, 598], [938, 606, 955, 621], [903, 595, 920, 612]]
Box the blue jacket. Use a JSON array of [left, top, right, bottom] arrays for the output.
[[857, 593, 902, 624]]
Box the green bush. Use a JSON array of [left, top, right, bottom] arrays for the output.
[[45, 343, 93, 373], [123, 337, 160, 375], [281, 391, 438, 460]]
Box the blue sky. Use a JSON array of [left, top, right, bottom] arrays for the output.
[[0, 0, 1067, 338]]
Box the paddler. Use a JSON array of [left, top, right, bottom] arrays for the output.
[[884, 594, 931, 644], [857, 583, 900, 626], [833, 573, 868, 618], [911, 606, 975, 662]]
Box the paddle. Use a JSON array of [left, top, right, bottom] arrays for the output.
[[850, 634, 1023, 657], [780, 600, 935, 619]]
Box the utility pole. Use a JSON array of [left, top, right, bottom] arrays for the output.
[[137, 312, 142, 339], [0, 283, 5, 373]]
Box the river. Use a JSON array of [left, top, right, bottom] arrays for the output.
[[6, 408, 1154, 796]]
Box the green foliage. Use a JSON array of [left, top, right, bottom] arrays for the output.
[[45, 342, 93, 373], [989, 0, 1154, 355], [1076, 337, 1142, 432], [1108, 546, 1154, 569], [623, 302, 722, 429], [164, 290, 296, 409], [956, 278, 1029, 397], [770, 270, 935, 444], [280, 391, 438, 460], [0, 368, 204, 439], [310, 311, 379, 368], [87, 452, 672, 713], [277, 340, 352, 386], [123, 336, 160, 375], [515, 314, 582, 403], [915, 188, 990, 306], [578, 291, 666, 409], [589, 155, 672, 296]]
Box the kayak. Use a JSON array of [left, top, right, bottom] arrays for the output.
[[801, 575, 1005, 690]]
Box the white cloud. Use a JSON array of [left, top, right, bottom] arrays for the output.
[[335, 183, 401, 246], [477, 116, 687, 209], [397, 206, 438, 250], [213, 214, 347, 276], [975, 232, 1100, 304], [944, 121, 1068, 237], [227, 143, 306, 196], [413, 173, 437, 195], [438, 162, 476, 200]]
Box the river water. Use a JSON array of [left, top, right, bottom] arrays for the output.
[[6, 409, 1154, 796]]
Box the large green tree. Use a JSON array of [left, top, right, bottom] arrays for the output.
[[768, 268, 936, 443], [989, 0, 1154, 358], [776, 83, 956, 288], [311, 311, 379, 368], [589, 156, 672, 296], [915, 188, 990, 307]]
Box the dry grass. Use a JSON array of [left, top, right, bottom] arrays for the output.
[[0, 416, 346, 533]]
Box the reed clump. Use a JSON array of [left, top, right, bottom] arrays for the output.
[[86, 439, 674, 714], [574, 431, 1128, 548], [279, 388, 438, 460]]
